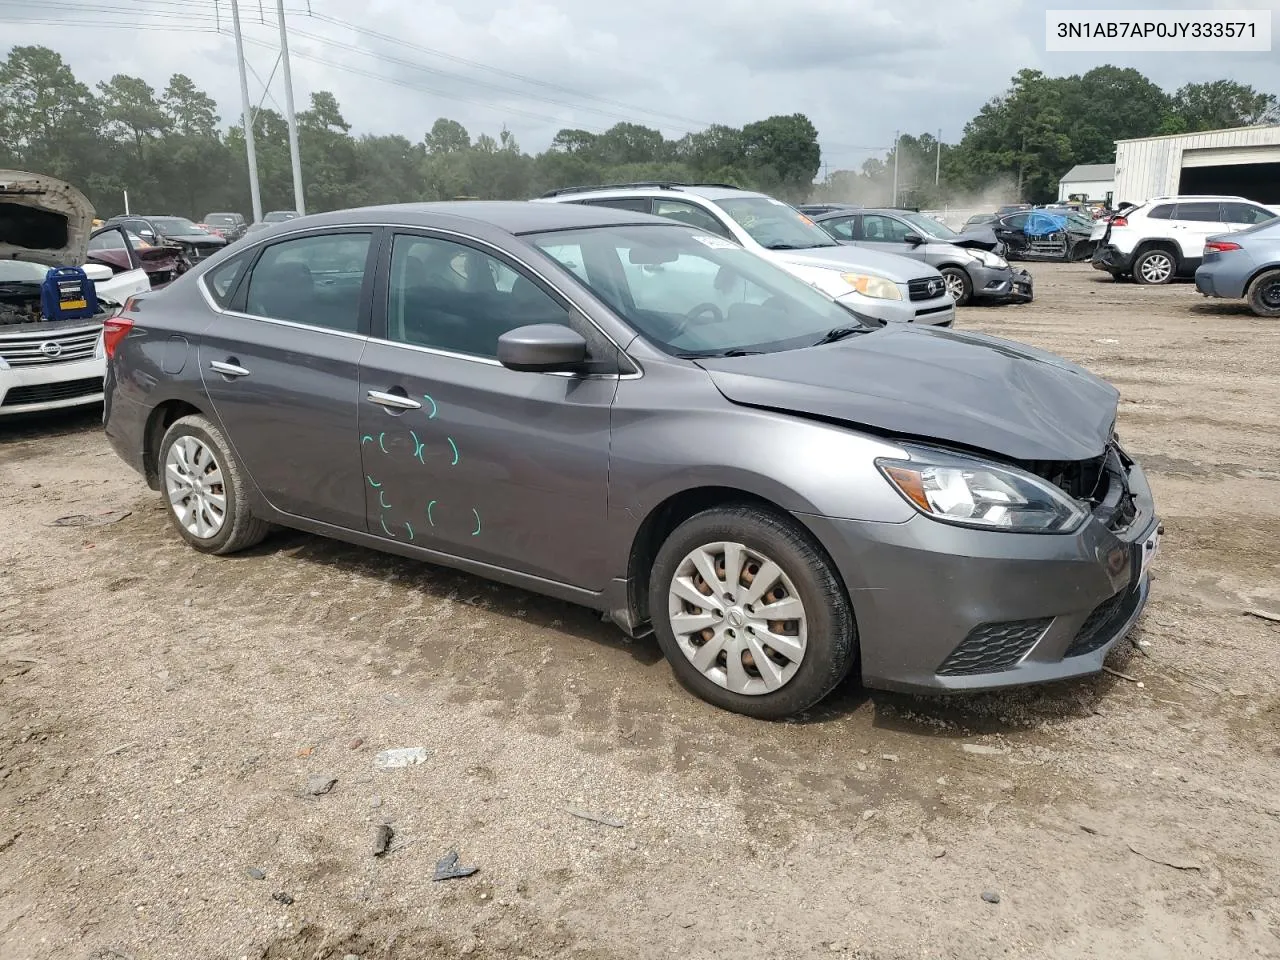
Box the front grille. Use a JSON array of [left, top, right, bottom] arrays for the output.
[[0, 327, 100, 367], [2, 376, 103, 407], [936, 617, 1052, 676], [908, 277, 945, 301]]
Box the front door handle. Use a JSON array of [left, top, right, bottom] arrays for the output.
[[209, 359, 250, 377], [367, 389, 422, 411]]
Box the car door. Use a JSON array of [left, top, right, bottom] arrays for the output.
[[855, 214, 929, 264], [197, 228, 377, 530], [356, 230, 617, 589], [1168, 202, 1230, 262]]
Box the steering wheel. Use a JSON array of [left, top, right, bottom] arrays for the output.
[[668, 301, 724, 342]]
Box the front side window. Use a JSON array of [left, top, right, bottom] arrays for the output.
[[860, 215, 916, 243], [529, 224, 868, 358], [1001, 213, 1031, 230], [89, 229, 128, 252], [821, 217, 856, 241], [244, 232, 372, 331], [712, 196, 839, 250], [652, 200, 734, 240], [1222, 202, 1275, 225], [386, 234, 568, 359]]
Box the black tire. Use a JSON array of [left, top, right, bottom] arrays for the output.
[[1132, 247, 1177, 285], [648, 505, 857, 720], [940, 266, 973, 306], [158, 413, 270, 555], [1246, 268, 1280, 318]]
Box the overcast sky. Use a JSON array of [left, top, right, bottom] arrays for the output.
[[4, 0, 1279, 169]]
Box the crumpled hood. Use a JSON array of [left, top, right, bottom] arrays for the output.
[[770, 243, 940, 284], [0, 170, 94, 267], [166, 232, 225, 245], [696, 325, 1119, 462]]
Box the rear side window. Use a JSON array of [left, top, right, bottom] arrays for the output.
[[821, 216, 856, 240], [244, 232, 372, 331], [204, 253, 250, 307], [1145, 204, 1173, 220], [1172, 202, 1222, 222]]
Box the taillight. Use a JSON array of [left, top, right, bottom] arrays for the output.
[[1205, 240, 1241, 253], [1110, 216, 1128, 227], [102, 316, 134, 359]]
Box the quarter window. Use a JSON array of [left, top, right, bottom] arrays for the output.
[[205, 253, 251, 308], [386, 234, 568, 359], [244, 232, 372, 331], [1146, 205, 1174, 220]]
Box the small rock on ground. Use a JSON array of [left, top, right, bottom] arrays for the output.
[[245, 867, 266, 880], [981, 890, 1001, 904]]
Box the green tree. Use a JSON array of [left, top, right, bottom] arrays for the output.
[[0, 45, 100, 182], [425, 117, 469, 154], [739, 114, 820, 199], [162, 73, 218, 137], [1172, 80, 1280, 131]]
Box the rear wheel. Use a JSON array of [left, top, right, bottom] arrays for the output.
[[648, 505, 857, 719], [1246, 268, 1280, 318], [1133, 248, 1176, 285], [941, 266, 972, 306], [158, 414, 270, 555]]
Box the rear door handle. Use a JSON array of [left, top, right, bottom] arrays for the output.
[[367, 389, 422, 410], [209, 360, 251, 377]]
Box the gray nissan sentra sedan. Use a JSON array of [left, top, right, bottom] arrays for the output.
[[102, 201, 1161, 719]]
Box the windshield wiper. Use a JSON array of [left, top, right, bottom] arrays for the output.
[[674, 347, 762, 359], [811, 326, 864, 346]]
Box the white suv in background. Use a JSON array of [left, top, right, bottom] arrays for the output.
[[536, 183, 956, 326], [1091, 195, 1278, 285]]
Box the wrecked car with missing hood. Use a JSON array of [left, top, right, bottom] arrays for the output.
[[1, 170, 149, 415], [102, 201, 1160, 719]]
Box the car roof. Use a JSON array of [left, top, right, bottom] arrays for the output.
[[537, 182, 764, 203], [259, 200, 676, 235], [1144, 194, 1254, 203]]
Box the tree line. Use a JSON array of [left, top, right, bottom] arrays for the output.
[[819, 67, 1279, 209], [1, 45, 1276, 221]]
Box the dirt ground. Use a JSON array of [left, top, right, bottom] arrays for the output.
[[1, 262, 1278, 960]]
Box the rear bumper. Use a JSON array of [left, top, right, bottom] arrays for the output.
[[798, 460, 1159, 694], [1091, 244, 1132, 273], [1195, 255, 1254, 299]]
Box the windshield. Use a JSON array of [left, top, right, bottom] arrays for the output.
[[152, 217, 202, 234], [712, 197, 839, 250], [205, 214, 237, 224], [265, 211, 299, 222], [900, 212, 958, 239], [527, 224, 872, 357]]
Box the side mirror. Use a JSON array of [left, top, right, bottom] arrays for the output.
[[497, 324, 588, 373], [903, 233, 925, 246], [82, 263, 115, 281]]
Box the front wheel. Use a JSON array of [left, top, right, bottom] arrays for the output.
[[1246, 268, 1280, 317], [941, 267, 972, 306], [1133, 248, 1176, 285], [648, 506, 857, 719], [158, 414, 270, 555]]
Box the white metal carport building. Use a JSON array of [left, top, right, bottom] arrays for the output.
[[1057, 163, 1115, 203], [1113, 125, 1280, 206]]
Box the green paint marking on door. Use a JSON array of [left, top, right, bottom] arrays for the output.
[[410, 430, 425, 463], [379, 490, 391, 509], [378, 432, 388, 454], [361, 434, 373, 445], [423, 394, 437, 419], [404, 521, 414, 541], [426, 500, 437, 526], [471, 509, 481, 536], [380, 515, 394, 537], [447, 437, 459, 466], [366, 475, 381, 489]]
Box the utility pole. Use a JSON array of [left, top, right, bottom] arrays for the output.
[[935, 128, 941, 186], [230, 0, 263, 222], [277, 0, 306, 215], [891, 130, 900, 207]]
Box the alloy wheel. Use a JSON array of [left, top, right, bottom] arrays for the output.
[[164, 434, 227, 539], [1261, 279, 1280, 310], [667, 541, 808, 695], [1139, 253, 1173, 284], [943, 272, 967, 301]]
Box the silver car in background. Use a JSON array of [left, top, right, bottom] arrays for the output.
[[1195, 215, 1280, 317], [537, 183, 957, 326]]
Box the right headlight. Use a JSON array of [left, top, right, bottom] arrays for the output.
[[840, 273, 903, 301], [876, 448, 1088, 533], [970, 249, 1009, 269]]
